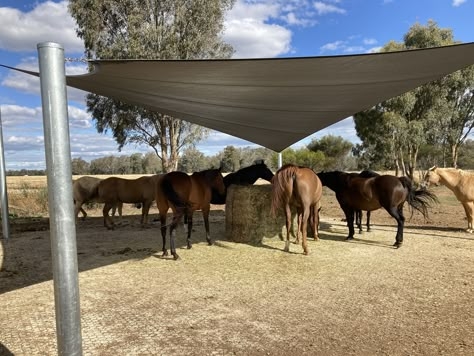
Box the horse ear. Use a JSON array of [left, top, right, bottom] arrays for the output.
[[428, 165, 437, 171]]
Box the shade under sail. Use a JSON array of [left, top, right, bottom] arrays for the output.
[[4, 43, 474, 151]]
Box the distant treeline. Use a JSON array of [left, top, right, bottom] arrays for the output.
[[6, 136, 474, 176]]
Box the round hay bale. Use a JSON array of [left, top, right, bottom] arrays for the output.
[[225, 184, 300, 245]]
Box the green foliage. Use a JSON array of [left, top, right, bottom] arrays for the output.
[[307, 135, 353, 159], [354, 20, 474, 176], [71, 158, 90, 175], [178, 147, 207, 173]]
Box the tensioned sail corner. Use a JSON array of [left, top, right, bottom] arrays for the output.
[[3, 43, 474, 152]]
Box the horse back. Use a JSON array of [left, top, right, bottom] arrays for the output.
[[73, 176, 101, 202], [294, 168, 322, 205]]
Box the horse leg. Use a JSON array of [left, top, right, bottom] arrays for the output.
[[295, 208, 302, 244], [301, 206, 310, 255], [356, 210, 362, 234], [140, 201, 152, 227], [203, 207, 212, 246], [117, 202, 123, 225], [160, 212, 168, 256], [169, 209, 183, 260], [366, 211, 371, 232], [102, 203, 114, 230], [461, 202, 473, 233], [343, 208, 355, 240], [312, 205, 320, 241], [284, 204, 292, 252], [386, 205, 405, 248], [186, 209, 194, 249]]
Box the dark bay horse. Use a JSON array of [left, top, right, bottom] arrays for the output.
[[211, 162, 274, 204], [271, 164, 322, 255], [317, 171, 437, 247], [158, 168, 226, 260]]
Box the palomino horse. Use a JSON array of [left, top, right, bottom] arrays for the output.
[[271, 164, 322, 255], [73, 176, 123, 222], [97, 175, 162, 229], [211, 162, 274, 204], [158, 168, 226, 260], [317, 171, 437, 247], [424, 166, 474, 233]]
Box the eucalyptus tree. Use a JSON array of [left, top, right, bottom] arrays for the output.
[[68, 0, 235, 171], [354, 20, 474, 177]]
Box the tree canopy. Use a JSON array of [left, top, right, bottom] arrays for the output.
[[68, 0, 235, 171]]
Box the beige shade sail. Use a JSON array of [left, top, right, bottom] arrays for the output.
[[3, 43, 474, 152]]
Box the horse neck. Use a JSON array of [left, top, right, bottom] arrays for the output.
[[435, 168, 462, 191]]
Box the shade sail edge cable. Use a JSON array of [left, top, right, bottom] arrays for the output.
[[2, 42, 474, 151]]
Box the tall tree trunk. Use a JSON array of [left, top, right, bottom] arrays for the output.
[[451, 143, 459, 168]]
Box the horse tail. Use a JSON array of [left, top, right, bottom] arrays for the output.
[[400, 176, 438, 219], [161, 174, 188, 209], [271, 165, 298, 216]]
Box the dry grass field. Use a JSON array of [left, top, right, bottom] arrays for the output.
[[1, 174, 474, 355]]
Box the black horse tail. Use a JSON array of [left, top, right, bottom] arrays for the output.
[[400, 176, 438, 219], [161, 175, 188, 210]]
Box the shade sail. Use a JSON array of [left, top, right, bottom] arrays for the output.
[[4, 43, 474, 151]]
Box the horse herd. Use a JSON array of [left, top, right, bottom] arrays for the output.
[[73, 163, 474, 259]]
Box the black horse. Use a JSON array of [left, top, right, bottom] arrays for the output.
[[211, 162, 274, 204], [317, 171, 437, 247]]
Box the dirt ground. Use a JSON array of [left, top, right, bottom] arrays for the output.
[[1, 184, 473, 355]]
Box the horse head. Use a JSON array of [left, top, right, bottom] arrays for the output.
[[423, 166, 440, 187], [256, 163, 274, 182], [208, 168, 226, 196]]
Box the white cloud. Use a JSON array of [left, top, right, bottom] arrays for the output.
[[363, 38, 378, 45], [313, 1, 346, 15], [2, 58, 88, 104], [224, 1, 292, 58], [0, 1, 84, 53], [0, 105, 42, 127], [452, 0, 467, 6], [320, 40, 346, 52], [343, 46, 365, 53]]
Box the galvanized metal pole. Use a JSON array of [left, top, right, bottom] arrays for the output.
[[37, 42, 83, 356], [0, 107, 10, 240], [278, 152, 282, 169]]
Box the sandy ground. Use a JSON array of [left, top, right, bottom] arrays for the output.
[[1, 185, 474, 355]]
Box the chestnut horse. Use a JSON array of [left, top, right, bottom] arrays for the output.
[[158, 168, 226, 260], [317, 171, 437, 247], [271, 164, 322, 255], [424, 166, 474, 233]]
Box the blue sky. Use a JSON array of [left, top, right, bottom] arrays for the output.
[[0, 0, 473, 170]]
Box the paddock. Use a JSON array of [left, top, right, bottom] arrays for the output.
[[1, 186, 473, 355]]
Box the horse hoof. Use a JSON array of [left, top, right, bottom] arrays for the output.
[[162, 250, 169, 257], [346, 236, 354, 241], [187, 244, 192, 249], [173, 254, 180, 261], [207, 240, 213, 246], [393, 242, 402, 248], [303, 251, 309, 256]]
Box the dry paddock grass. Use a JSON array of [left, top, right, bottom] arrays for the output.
[[1, 175, 474, 355]]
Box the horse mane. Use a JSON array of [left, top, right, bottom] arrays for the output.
[[271, 164, 299, 216]]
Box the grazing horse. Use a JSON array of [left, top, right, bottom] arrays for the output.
[[424, 166, 474, 233], [159, 168, 226, 260], [349, 170, 380, 233], [271, 164, 322, 255], [317, 171, 437, 247], [97, 175, 161, 229], [211, 162, 274, 204]]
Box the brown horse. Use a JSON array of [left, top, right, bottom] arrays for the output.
[[424, 166, 474, 233], [97, 175, 162, 229], [317, 171, 438, 247], [271, 164, 322, 255], [158, 168, 226, 260]]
